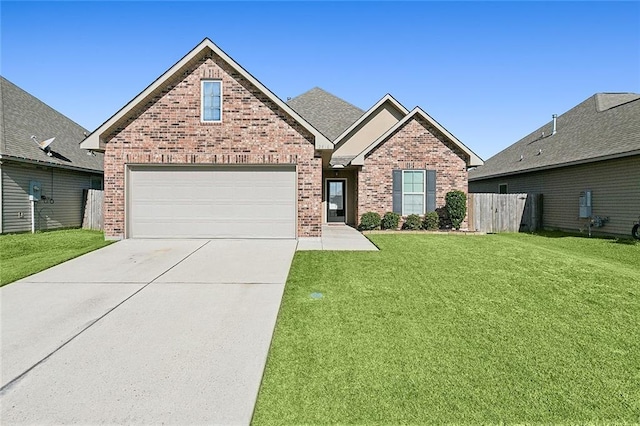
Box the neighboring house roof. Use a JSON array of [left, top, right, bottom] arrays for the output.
[[469, 93, 640, 181], [351, 107, 484, 167], [80, 38, 333, 151], [287, 87, 364, 141], [0, 77, 103, 172]]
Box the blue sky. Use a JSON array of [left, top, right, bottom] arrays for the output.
[[2, 1, 639, 159]]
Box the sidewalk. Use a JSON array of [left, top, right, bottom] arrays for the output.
[[297, 224, 378, 251]]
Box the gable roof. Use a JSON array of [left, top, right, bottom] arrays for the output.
[[351, 106, 484, 167], [80, 39, 333, 151], [287, 87, 364, 141], [469, 93, 640, 181], [0, 77, 103, 172], [332, 93, 409, 151]]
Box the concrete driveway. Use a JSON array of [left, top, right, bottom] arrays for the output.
[[0, 239, 297, 425]]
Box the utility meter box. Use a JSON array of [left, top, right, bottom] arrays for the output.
[[579, 190, 592, 218], [29, 181, 42, 202]]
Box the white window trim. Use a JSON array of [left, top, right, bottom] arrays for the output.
[[401, 170, 426, 216], [201, 80, 222, 123]]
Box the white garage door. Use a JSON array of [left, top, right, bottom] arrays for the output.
[[128, 165, 296, 239]]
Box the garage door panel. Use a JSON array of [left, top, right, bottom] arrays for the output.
[[128, 166, 296, 239]]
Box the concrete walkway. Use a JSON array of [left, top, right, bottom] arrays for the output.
[[297, 224, 378, 251], [1, 239, 297, 425]]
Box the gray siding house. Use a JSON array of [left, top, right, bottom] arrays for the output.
[[0, 77, 104, 233], [469, 93, 640, 237]]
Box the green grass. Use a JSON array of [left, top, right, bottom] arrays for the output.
[[0, 229, 112, 286], [253, 233, 640, 424]]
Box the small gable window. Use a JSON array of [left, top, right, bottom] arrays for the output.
[[201, 80, 222, 122], [499, 183, 508, 194], [392, 169, 436, 216]]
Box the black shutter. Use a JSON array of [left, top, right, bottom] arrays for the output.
[[392, 170, 402, 214], [426, 169, 436, 212]]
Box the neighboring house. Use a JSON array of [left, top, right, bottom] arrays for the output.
[[80, 38, 483, 240], [469, 93, 640, 237], [0, 77, 104, 234]]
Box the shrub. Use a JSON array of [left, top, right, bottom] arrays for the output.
[[423, 211, 440, 230], [445, 190, 467, 230], [436, 207, 451, 229], [381, 212, 401, 230], [402, 214, 422, 230], [358, 212, 381, 231]]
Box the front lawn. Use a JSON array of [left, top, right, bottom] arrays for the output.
[[0, 229, 112, 286], [253, 233, 639, 424]]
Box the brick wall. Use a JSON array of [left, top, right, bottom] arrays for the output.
[[103, 52, 321, 238], [357, 116, 469, 227]]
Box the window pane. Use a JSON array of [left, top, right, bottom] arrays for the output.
[[412, 172, 424, 192], [403, 171, 425, 193], [403, 171, 414, 192], [403, 194, 424, 215], [203, 81, 220, 95]]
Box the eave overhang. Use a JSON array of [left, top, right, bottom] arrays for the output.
[[351, 107, 484, 167], [80, 38, 332, 152]]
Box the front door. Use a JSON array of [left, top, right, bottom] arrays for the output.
[[327, 180, 346, 223]]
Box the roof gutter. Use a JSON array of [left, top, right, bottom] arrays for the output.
[[0, 154, 104, 174]]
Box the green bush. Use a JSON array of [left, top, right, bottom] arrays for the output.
[[381, 212, 401, 230], [445, 190, 467, 230], [402, 214, 422, 230], [423, 211, 440, 230], [436, 207, 451, 229], [358, 212, 381, 231]]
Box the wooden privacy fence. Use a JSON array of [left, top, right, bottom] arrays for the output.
[[468, 193, 542, 233], [82, 189, 104, 231]]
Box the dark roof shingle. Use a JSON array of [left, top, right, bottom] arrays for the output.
[[469, 93, 640, 180], [287, 87, 364, 141], [0, 77, 103, 172]]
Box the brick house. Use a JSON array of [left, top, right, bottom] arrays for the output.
[[81, 38, 483, 240]]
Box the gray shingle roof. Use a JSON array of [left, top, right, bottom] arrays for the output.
[[469, 93, 640, 180], [287, 87, 364, 141], [0, 77, 103, 172]]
